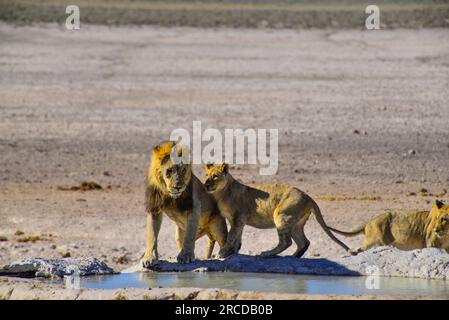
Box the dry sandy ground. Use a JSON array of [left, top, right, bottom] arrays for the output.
[[0, 23, 448, 272]]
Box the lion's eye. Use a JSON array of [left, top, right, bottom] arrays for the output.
[[166, 169, 173, 177]]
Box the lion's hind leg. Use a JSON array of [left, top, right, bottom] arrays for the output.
[[352, 216, 394, 255], [291, 220, 310, 258], [260, 208, 293, 257], [204, 237, 215, 259], [260, 228, 292, 257]]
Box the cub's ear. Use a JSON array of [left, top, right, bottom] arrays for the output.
[[177, 146, 183, 157], [435, 200, 444, 209], [220, 163, 229, 174], [205, 163, 214, 170]]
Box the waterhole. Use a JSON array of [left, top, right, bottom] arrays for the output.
[[79, 272, 449, 296]]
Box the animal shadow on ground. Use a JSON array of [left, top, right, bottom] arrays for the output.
[[142, 254, 360, 276]]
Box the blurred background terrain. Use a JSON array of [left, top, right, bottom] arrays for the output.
[[1, 0, 449, 28]]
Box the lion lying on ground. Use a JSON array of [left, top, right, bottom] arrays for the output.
[[141, 141, 227, 267], [204, 163, 350, 258], [328, 200, 449, 255]]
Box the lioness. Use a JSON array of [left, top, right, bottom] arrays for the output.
[[204, 163, 350, 258], [141, 141, 227, 267], [328, 200, 449, 255]]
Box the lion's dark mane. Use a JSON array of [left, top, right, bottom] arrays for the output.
[[145, 178, 194, 214]]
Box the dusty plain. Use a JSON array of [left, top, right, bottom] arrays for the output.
[[0, 23, 448, 277]]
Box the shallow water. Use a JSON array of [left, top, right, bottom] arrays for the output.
[[80, 272, 449, 296]]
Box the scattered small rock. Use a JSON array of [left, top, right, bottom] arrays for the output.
[[15, 230, 25, 236], [61, 252, 71, 258], [0, 236, 8, 242], [352, 129, 360, 135], [0, 257, 115, 277]]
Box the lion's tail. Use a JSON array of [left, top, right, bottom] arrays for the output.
[[327, 225, 366, 237], [310, 200, 350, 252]]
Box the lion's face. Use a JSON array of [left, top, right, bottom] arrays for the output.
[[160, 161, 192, 199], [429, 200, 449, 249], [204, 163, 229, 193], [151, 140, 192, 199]]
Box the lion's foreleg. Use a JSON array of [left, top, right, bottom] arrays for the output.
[[219, 218, 244, 258], [142, 211, 163, 268], [175, 226, 185, 251], [177, 203, 201, 264]]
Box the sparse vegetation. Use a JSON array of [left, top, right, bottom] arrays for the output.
[[57, 181, 103, 191], [318, 195, 381, 201], [17, 235, 50, 243]]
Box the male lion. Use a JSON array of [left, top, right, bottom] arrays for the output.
[[204, 163, 350, 258], [141, 141, 227, 267], [328, 200, 449, 255]]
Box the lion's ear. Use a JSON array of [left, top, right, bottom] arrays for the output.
[[435, 200, 444, 209], [153, 141, 176, 157], [220, 163, 229, 174], [153, 144, 161, 153]]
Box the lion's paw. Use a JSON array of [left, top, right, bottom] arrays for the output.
[[177, 250, 195, 264], [141, 253, 158, 268], [218, 247, 237, 259]]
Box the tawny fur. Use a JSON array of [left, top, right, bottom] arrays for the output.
[[329, 200, 449, 255], [204, 163, 349, 258], [141, 141, 227, 267]]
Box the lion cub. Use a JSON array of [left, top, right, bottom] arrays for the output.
[[204, 163, 349, 258], [329, 200, 449, 255]]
